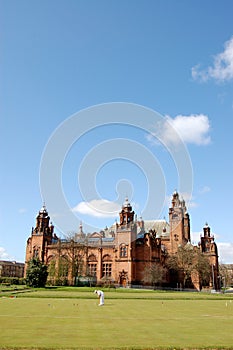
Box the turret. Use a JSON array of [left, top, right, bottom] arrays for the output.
[[34, 205, 53, 236], [25, 204, 54, 268], [200, 223, 217, 255], [119, 197, 135, 226], [200, 223, 219, 290]]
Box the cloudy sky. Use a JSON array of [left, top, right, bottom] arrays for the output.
[[1, 0, 233, 263]]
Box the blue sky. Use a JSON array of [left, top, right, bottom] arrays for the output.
[[1, 0, 233, 263]]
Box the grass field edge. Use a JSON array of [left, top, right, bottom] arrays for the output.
[[1, 346, 233, 350]]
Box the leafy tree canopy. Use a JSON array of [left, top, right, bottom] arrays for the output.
[[166, 244, 211, 289], [26, 258, 48, 287]]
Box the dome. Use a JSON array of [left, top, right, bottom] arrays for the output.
[[39, 205, 48, 215], [123, 196, 131, 207]]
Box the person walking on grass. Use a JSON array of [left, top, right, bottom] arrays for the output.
[[94, 289, 104, 306]]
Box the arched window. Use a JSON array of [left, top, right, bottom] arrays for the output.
[[87, 254, 97, 276], [88, 254, 97, 262], [102, 254, 112, 262], [58, 256, 69, 277], [102, 254, 112, 277], [33, 247, 39, 258]]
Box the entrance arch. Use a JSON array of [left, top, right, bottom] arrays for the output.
[[119, 270, 128, 287]]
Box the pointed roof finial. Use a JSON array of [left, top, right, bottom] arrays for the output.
[[123, 196, 130, 207], [39, 202, 47, 214], [79, 221, 83, 234]]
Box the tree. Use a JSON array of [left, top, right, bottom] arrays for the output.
[[47, 259, 56, 285], [195, 250, 211, 290], [26, 258, 48, 287], [57, 256, 69, 284], [50, 256, 69, 286], [68, 239, 86, 285], [166, 244, 212, 289], [219, 264, 233, 289], [60, 232, 88, 286], [143, 263, 167, 288], [166, 244, 196, 288]]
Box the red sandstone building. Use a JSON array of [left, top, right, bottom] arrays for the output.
[[25, 191, 219, 289]]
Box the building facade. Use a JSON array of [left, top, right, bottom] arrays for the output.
[[25, 191, 219, 289], [0, 260, 24, 278]]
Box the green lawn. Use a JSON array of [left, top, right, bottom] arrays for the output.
[[0, 288, 233, 349]]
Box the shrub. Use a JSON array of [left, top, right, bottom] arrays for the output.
[[26, 258, 48, 288]]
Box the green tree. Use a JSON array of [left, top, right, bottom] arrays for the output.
[[26, 258, 48, 287], [57, 256, 69, 285], [47, 259, 56, 285]]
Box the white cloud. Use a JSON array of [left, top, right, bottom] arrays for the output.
[[192, 36, 233, 82], [218, 243, 233, 264], [199, 186, 211, 194], [168, 114, 211, 145], [187, 201, 198, 209], [178, 192, 197, 209], [191, 231, 202, 244], [148, 114, 211, 146], [0, 247, 11, 260], [190, 232, 233, 264], [73, 199, 121, 218]]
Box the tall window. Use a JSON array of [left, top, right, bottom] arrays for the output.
[[120, 245, 127, 258], [87, 254, 97, 276], [33, 248, 39, 258], [88, 263, 97, 276], [58, 256, 69, 278], [102, 263, 112, 277]]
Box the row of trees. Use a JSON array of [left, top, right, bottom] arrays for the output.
[[25, 244, 232, 289], [143, 244, 212, 290], [26, 238, 91, 287], [47, 238, 91, 286]]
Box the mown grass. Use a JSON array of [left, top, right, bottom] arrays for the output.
[[0, 287, 233, 350], [2, 286, 232, 300]]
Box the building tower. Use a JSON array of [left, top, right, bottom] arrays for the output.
[[169, 191, 190, 253], [119, 197, 134, 226], [200, 223, 219, 289], [116, 197, 136, 286], [25, 205, 54, 275]]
